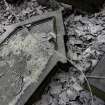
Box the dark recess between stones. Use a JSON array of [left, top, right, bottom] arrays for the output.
[[5, 0, 24, 5], [37, 0, 105, 13], [57, 0, 105, 13], [6, 0, 105, 13]]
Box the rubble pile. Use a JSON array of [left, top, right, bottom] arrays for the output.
[[65, 9, 105, 71], [35, 68, 105, 105]]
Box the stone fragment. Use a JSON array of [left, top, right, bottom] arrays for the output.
[[88, 54, 105, 101]]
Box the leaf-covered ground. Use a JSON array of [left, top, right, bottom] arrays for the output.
[[0, 0, 105, 105]]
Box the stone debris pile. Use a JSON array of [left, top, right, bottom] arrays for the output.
[[65, 8, 105, 71], [35, 68, 105, 105]]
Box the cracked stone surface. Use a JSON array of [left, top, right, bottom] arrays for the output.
[[0, 26, 55, 105]]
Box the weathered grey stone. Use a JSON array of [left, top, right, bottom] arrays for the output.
[[5, 0, 23, 5], [0, 10, 66, 105], [88, 54, 105, 101]]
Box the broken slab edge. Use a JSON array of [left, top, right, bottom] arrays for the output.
[[9, 52, 65, 105]]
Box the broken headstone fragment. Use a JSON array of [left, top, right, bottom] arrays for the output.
[[87, 54, 105, 101], [0, 10, 66, 105]]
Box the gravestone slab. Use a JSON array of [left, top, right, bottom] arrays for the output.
[[0, 10, 66, 105]]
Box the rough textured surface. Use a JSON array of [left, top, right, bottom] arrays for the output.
[[0, 2, 66, 104], [5, 0, 23, 5], [34, 68, 105, 105], [65, 7, 105, 71], [88, 54, 105, 100], [0, 26, 54, 105], [0, 0, 105, 105], [33, 1, 105, 105]]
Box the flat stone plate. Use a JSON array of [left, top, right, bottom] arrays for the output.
[[0, 10, 66, 105], [88, 54, 105, 101]]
